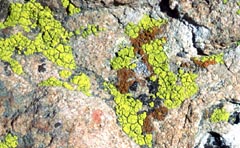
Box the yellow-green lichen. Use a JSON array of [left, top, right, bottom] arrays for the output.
[[104, 82, 152, 147], [237, 9, 240, 15], [125, 14, 167, 38], [62, 82, 74, 90], [61, 0, 80, 16], [0, 0, 76, 75], [38, 77, 63, 87], [210, 108, 230, 123], [237, 40, 240, 46], [59, 70, 72, 79], [237, 1, 240, 15], [142, 39, 198, 109], [79, 24, 105, 38], [223, 0, 228, 4], [196, 53, 224, 64], [39, 74, 91, 95], [0, 32, 31, 75], [124, 16, 198, 113], [0, 134, 18, 148], [111, 46, 137, 70], [71, 73, 91, 96], [106, 15, 198, 147]]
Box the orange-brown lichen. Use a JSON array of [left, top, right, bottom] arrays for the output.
[[180, 62, 191, 68], [130, 26, 166, 74], [115, 24, 167, 94], [116, 68, 136, 94], [191, 58, 217, 68], [142, 114, 154, 134], [142, 106, 168, 133], [151, 106, 168, 121]]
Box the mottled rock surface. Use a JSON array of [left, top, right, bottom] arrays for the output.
[[0, 0, 240, 148], [169, 0, 240, 49]]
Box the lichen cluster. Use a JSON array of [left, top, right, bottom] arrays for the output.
[[191, 53, 224, 68], [111, 46, 136, 70], [210, 108, 230, 123], [39, 72, 91, 96], [125, 15, 167, 38], [71, 73, 91, 96], [77, 24, 105, 38], [0, 0, 76, 75], [141, 39, 199, 109], [223, 0, 228, 4], [0, 0, 92, 95], [61, 0, 81, 16], [106, 14, 199, 147], [0, 134, 18, 148], [196, 53, 224, 64], [104, 83, 152, 147]]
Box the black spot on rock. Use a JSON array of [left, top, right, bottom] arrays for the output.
[[153, 96, 162, 108], [147, 78, 159, 94], [54, 122, 62, 128], [129, 81, 138, 91], [176, 51, 186, 57], [138, 94, 149, 106], [3, 62, 11, 76], [38, 63, 46, 73]]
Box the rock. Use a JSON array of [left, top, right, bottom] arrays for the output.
[[192, 26, 211, 51], [0, 0, 9, 21], [165, 19, 198, 58], [168, 0, 240, 47], [196, 132, 230, 148], [1, 0, 240, 148], [114, 0, 134, 5], [224, 46, 240, 74]]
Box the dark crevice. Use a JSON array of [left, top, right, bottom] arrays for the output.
[[159, 0, 210, 56], [204, 131, 230, 148], [181, 14, 201, 27], [113, 1, 126, 6], [159, 0, 180, 19], [110, 12, 124, 27]]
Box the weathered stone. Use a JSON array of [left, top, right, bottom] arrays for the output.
[[168, 0, 240, 47], [1, 0, 240, 148]]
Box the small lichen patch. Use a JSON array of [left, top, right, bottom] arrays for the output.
[[125, 14, 167, 38], [59, 70, 72, 79], [80, 24, 105, 38], [71, 73, 91, 96], [210, 108, 230, 123], [38, 77, 63, 87], [111, 46, 137, 70], [61, 0, 80, 16], [191, 53, 224, 68], [0, 134, 18, 148]]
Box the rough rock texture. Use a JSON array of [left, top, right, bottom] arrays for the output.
[[1, 0, 240, 148], [0, 68, 138, 147], [168, 0, 240, 50], [0, 0, 10, 21]]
